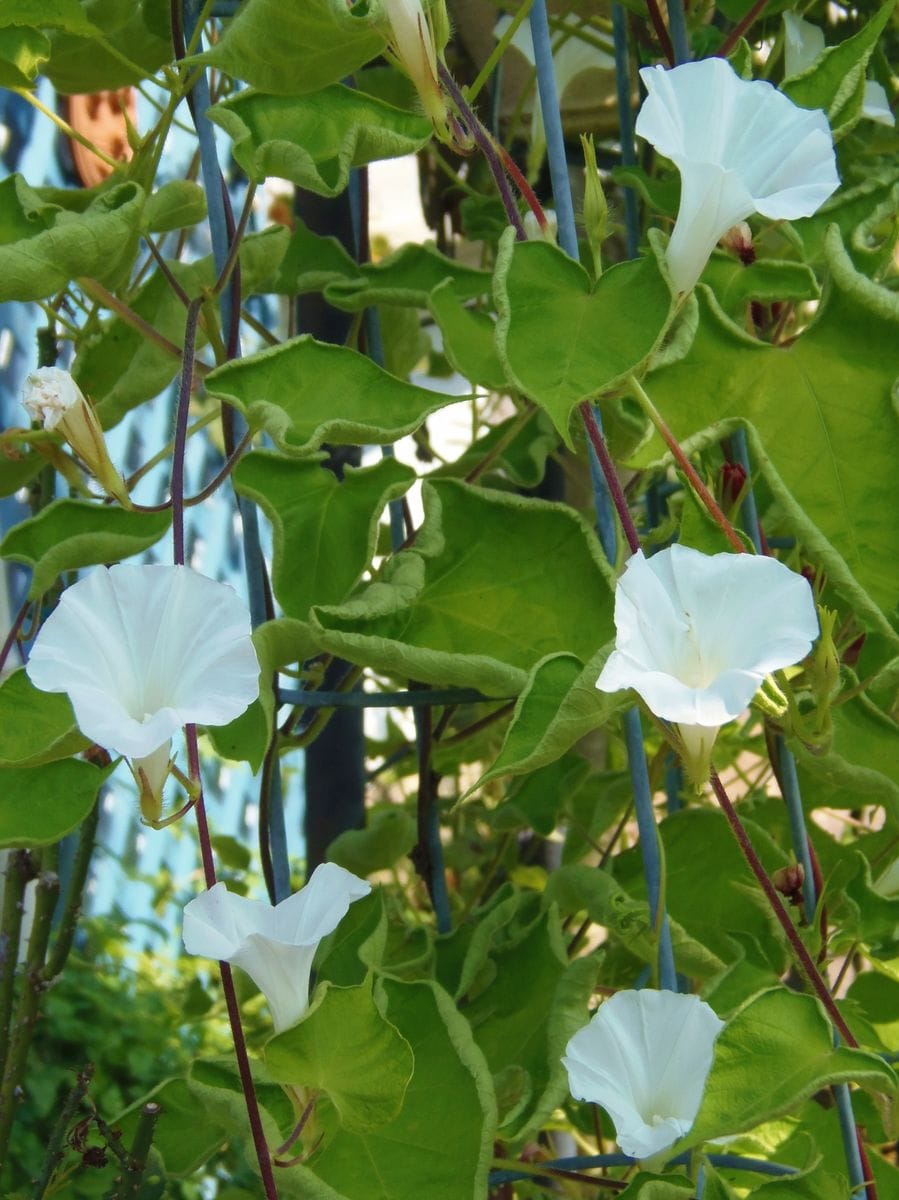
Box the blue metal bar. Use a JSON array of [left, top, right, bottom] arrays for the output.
[[668, 0, 691, 65], [279, 687, 508, 709], [730, 427, 763, 555], [623, 707, 677, 990], [612, 6, 640, 260], [183, 0, 289, 896], [489, 1152, 799, 1185], [587, 425, 618, 564], [528, 0, 578, 260]]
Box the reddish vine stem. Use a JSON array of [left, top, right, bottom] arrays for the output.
[[709, 769, 858, 1048], [645, 0, 676, 66], [579, 402, 641, 555], [437, 62, 527, 241], [717, 0, 771, 58], [132, 429, 253, 514], [496, 143, 547, 227], [0, 596, 29, 675]]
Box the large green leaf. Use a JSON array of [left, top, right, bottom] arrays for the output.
[[77, 226, 288, 426], [326, 808, 417, 876], [115, 1077, 229, 1178], [0, 669, 87, 768], [0, 25, 49, 86], [682, 989, 896, 1149], [791, 694, 899, 823], [0, 0, 97, 34], [266, 980, 413, 1133], [313, 480, 615, 695], [470, 647, 624, 792], [460, 905, 597, 1141], [0, 499, 170, 597], [271, 219, 493, 311], [635, 228, 899, 642], [43, 0, 172, 92], [233, 452, 414, 618], [782, 2, 896, 139], [0, 759, 113, 849], [204, 336, 466, 457], [281, 979, 496, 1200], [429, 279, 508, 390], [494, 229, 675, 445], [210, 87, 429, 197], [0, 175, 143, 301], [197, 0, 386, 94]]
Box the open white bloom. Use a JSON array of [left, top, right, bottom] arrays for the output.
[[26, 564, 260, 816], [635, 58, 839, 293], [596, 546, 818, 783], [23, 367, 130, 506], [495, 14, 613, 171], [183, 864, 372, 1032], [563, 990, 725, 1160]]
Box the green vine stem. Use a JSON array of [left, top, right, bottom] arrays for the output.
[[44, 797, 101, 981], [0, 850, 36, 1083], [117, 1101, 162, 1199], [0, 846, 61, 1162], [32, 1063, 95, 1200]]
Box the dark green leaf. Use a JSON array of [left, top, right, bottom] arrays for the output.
[[0, 759, 113, 848]]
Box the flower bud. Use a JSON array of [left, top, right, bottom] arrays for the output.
[[381, 0, 462, 149], [580, 135, 609, 278], [22, 367, 130, 507], [720, 221, 755, 265], [132, 741, 173, 826], [773, 863, 805, 907], [720, 460, 747, 510], [810, 605, 840, 702]]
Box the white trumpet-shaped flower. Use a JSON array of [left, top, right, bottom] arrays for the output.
[[563, 989, 725, 1160], [182, 865, 372, 1032], [596, 545, 818, 783], [635, 57, 839, 293], [26, 564, 260, 815]]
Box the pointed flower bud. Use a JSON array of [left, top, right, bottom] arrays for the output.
[[596, 545, 819, 786], [22, 367, 130, 507], [580, 134, 609, 278], [381, 0, 460, 148], [183, 865, 372, 1032], [522, 207, 558, 243], [635, 58, 839, 294], [563, 989, 725, 1160]]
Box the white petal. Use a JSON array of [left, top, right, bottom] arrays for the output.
[[665, 161, 755, 293], [182, 883, 277, 960], [26, 564, 259, 758], [563, 990, 724, 1161], [272, 862, 371, 945], [863, 80, 895, 127], [232, 935, 318, 1033], [783, 13, 826, 78]]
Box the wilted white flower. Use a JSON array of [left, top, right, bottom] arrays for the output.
[[26, 564, 260, 819], [380, 0, 464, 147], [782, 12, 825, 77], [595, 545, 818, 783], [495, 13, 613, 173], [635, 58, 839, 293], [862, 80, 895, 127], [563, 989, 725, 1160], [182, 864, 372, 1032], [23, 367, 130, 506], [783, 14, 895, 128]]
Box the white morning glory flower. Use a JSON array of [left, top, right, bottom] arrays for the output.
[[635, 57, 839, 294], [26, 564, 260, 814], [595, 545, 818, 783], [182, 864, 372, 1032], [563, 989, 725, 1160], [22, 366, 130, 507]]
